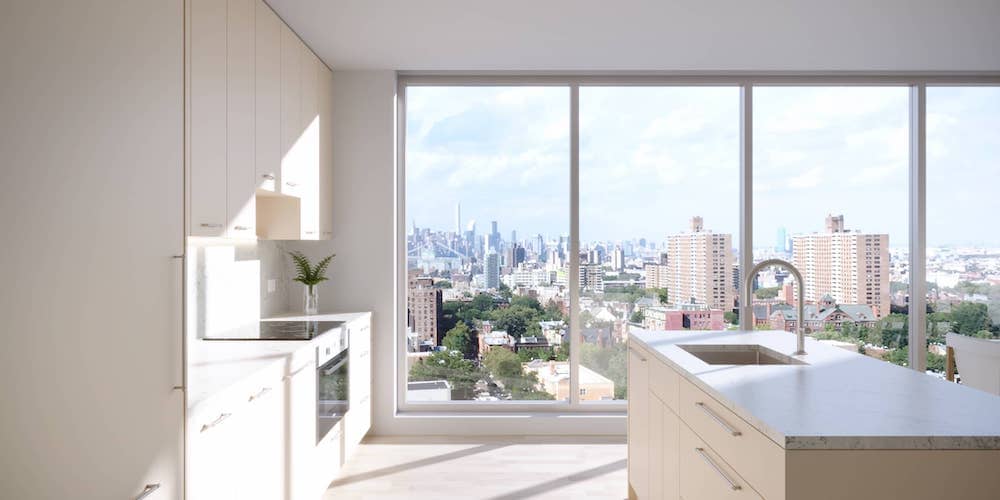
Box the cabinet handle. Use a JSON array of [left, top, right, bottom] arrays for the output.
[[261, 173, 275, 180], [304, 231, 316, 235], [234, 225, 250, 231], [695, 402, 741, 436], [359, 395, 369, 404], [135, 483, 161, 500], [200, 223, 224, 228], [200, 413, 231, 432], [248, 386, 272, 402], [285, 181, 298, 187], [359, 350, 369, 358], [694, 447, 741, 491]]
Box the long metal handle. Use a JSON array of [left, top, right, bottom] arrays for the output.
[[199, 223, 223, 228], [135, 483, 161, 500], [261, 173, 275, 180], [696, 402, 741, 436], [694, 447, 741, 491], [285, 181, 298, 187], [200, 413, 231, 432], [233, 225, 250, 231], [248, 386, 272, 402]]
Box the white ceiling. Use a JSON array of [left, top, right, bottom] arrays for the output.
[[267, 0, 1000, 72]]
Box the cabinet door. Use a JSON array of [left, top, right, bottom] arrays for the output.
[[279, 23, 301, 197], [628, 346, 649, 499], [317, 64, 334, 240], [650, 396, 681, 500], [297, 45, 320, 239], [188, 408, 241, 500], [238, 382, 286, 500], [225, 0, 256, 238], [254, 0, 281, 192], [286, 359, 316, 499], [189, 0, 228, 236], [347, 318, 372, 449]]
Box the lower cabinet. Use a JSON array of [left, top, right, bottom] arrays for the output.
[[627, 346, 649, 499], [629, 343, 680, 500]]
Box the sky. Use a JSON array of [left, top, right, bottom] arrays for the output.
[[405, 86, 1000, 249]]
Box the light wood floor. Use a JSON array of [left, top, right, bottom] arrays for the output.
[[323, 435, 627, 499]]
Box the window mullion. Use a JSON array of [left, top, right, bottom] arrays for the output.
[[908, 84, 927, 371], [569, 84, 581, 405]]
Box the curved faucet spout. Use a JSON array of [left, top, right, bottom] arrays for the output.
[[744, 258, 807, 356]]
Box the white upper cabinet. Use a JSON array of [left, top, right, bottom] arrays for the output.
[[279, 23, 301, 198], [226, 0, 256, 238], [254, 0, 281, 193], [318, 64, 334, 239], [189, 0, 332, 240], [189, 0, 228, 237]]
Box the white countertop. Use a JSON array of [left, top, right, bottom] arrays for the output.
[[187, 311, 370, 409], [630, 329, 1000, 450]]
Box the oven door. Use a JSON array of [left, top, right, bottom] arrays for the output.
[[317, 347, 349, 443]]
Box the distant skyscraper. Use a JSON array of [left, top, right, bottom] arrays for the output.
[[611, 246, 625, 271], [776, 226, 787, 252], [488, 221, 500, 252], [791, 215, 889, 318], [455, 203, 461, 234], [485, 251, 501, 289], [664, 217, 734, 311], [511, 230, 517, 247]]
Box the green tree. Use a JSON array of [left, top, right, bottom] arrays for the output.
[[409, 351, 482, 399], [510, 295, 543, 312], [543, 300, 565, 321], [950, 302, 991, 337], [885, 347, 908, 367], [754, 286, 780, 299], [442, 322, 474, 358], [723, 311, 738, 325], [433, 280, 452, 289], [483, 348, 522, 378], [498, 282, 513, 300], [489, 305, 542, 339], [630, 310, 645, 323], [516, 347, 554, 363], [654, 287, 669, 305]]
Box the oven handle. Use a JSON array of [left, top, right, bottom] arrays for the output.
[[320, 355, 349, 376]]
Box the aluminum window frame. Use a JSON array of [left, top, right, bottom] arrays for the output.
[[395, 73, 1000, 415]]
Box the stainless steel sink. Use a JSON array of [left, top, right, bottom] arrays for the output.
[[678, 344, 807, 365]]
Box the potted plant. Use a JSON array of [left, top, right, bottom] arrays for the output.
[[289, 251, 335, 315]]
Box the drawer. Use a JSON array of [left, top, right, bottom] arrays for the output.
[[679, 378, 785, 500], [679, 422, 763, 500], [649, 357, 679, 413]]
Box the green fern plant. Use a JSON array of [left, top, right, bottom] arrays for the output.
[[289, 251, 336, 291]]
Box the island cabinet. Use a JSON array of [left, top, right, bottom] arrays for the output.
[[188, 0, 334, 240], [627, 339, 1000, 500]]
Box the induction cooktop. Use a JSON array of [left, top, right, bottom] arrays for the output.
[[204, 320, 345, 341]]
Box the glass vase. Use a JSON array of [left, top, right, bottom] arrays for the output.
[[304, 285, 319, 315]]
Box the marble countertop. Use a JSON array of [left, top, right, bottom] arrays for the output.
[[187, 311, 370, 409], [630, 329, 1000, 450]]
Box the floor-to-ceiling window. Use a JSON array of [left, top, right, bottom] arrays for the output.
[[577, 87, 740, 401], [404, 86, 570, 403], [752, 87, 911, 366], [926, 86, 1000, 373], [399, 77, 999, 412]]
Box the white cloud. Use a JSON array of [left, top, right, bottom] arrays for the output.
[[785, 166, 824, 189]]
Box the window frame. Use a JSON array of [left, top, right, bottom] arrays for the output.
[[396, 73, 1000, 414]]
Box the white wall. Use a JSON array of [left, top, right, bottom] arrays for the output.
[[285, 70, 625, 435], [0, 1, 185, 498]]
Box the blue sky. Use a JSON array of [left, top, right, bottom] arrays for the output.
[[406, 86, 1000, 248]]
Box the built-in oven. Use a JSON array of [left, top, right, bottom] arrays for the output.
[[316, 328, 349, 444]]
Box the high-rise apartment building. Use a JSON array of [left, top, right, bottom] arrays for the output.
[[664, 217, 734, 311], [611, 246, 625, 271], [580, 262, 604, 293], [485, 251, 501, 289], [407, 275, 443, 346], [791, 215, 890, 318]]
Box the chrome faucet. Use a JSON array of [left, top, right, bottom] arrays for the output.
[[744, 259, 807, 356]]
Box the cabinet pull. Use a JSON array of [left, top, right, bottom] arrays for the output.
[[200, 413, 231, 432], [234, 225, 250, 231], [261, 173, 275, 180], [285, 181, 298, 187], [135, 483, 161, 500], [200, 223, 224, 228], [694, 447, 742, 491], [359, 350, 369, 358], [695, 402, 741, 436], [248, 386, 272, 402], [359, 395, 369, 404]]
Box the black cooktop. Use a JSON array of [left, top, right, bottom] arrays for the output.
[[204, 320, 345, 341]]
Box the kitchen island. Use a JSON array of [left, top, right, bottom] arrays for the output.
[[628, 328, 1000, 500]]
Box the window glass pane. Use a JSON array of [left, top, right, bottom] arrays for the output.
[[405, 86, 569, 402], [927, 87, 1000, 376], [752, 87, 909, 363], [579, 87, 741, 401]]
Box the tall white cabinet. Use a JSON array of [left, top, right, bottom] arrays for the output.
[[189, 0, 334, 240]]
